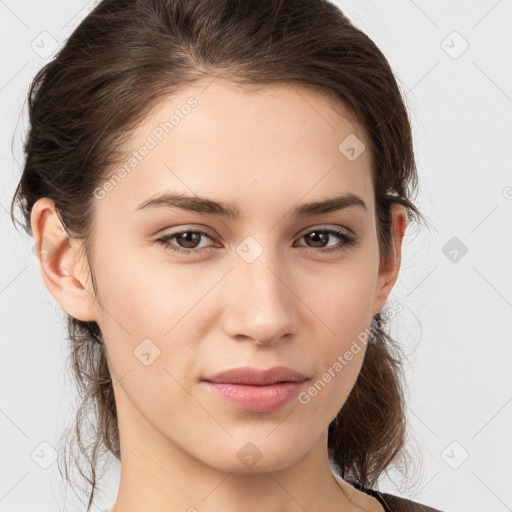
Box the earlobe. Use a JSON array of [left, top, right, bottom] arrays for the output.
[[30, 198, 97, 322], [373, 203, 408, 314]]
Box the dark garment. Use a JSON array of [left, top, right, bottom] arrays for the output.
[[350, 480, 444, 512]]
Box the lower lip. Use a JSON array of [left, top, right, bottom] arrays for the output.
[[202, 380, 307, 413]]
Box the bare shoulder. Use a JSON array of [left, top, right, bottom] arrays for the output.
[[333, 473, 444, 512], [333, 473, 389, 512], [378, 490, 445, 512]]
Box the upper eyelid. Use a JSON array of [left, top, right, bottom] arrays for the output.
[[162, 224, 352, 237]]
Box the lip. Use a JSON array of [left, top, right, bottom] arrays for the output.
[[202, 365, 308, 385], [201, 366, 309, 413]]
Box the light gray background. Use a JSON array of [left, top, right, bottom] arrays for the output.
[[1, 1, 511, 511]]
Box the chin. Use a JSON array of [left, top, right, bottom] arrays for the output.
[[197, 434, 312, 474]]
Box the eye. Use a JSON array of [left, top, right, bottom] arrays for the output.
[[157, 229, 217, 255], [156, 227, 358, 255], [294, 227, 357, 253]]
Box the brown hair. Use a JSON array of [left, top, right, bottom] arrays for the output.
[[10, 0, 429, 509]]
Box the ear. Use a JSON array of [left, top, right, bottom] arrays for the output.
[[372, 202, 408, 315], [30, 198, 98, 322]]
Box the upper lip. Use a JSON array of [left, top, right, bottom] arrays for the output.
[[202, 366, 308, 385]]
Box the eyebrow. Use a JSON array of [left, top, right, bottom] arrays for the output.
[[135, 191, 367, 218]]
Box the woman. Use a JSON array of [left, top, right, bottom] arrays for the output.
[[11, 0, 443, 510]]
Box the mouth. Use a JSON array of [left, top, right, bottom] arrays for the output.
[[201, 365, 309, 413]]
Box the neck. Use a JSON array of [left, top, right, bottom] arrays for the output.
[[109, 412, 353, 512]]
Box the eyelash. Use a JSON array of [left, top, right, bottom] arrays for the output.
[[156, 227, 357, 256]]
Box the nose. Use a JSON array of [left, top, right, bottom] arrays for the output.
[[221, 252, 299, 346]]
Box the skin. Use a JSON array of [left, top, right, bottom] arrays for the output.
[[31, 79, 407, 512]]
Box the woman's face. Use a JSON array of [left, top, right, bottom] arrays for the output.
[[75, 80, 404, 473]]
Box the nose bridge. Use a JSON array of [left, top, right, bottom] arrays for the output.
[[223, 240, 297, 344]]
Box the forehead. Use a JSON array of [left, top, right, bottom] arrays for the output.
[[96, 79, 374, 218]]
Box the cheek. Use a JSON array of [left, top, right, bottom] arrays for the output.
[[308, 260, 377, 338], [93, 250, 212, 393], [92, 239, 189, 332], [302, 261, 376, 397]]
